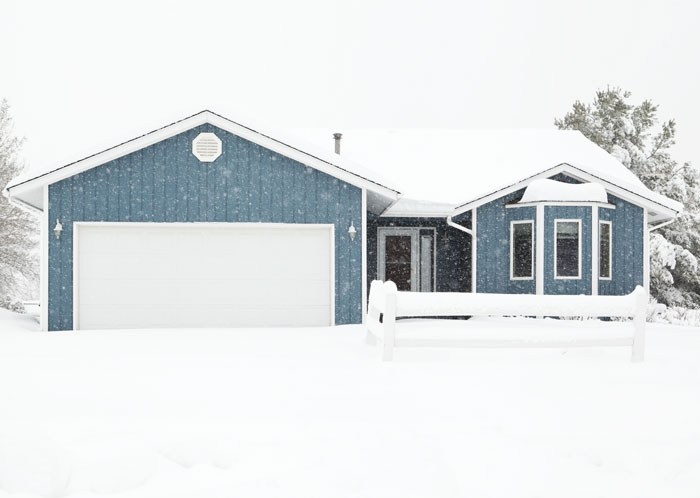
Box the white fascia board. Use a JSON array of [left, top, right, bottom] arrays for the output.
[[506, 201, 616, 209], [379, 210, 453, 218], [6, 111, 400, 209], [451, 163, 680, 220], [5, 190, 42, 215]]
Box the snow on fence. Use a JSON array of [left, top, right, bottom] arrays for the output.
[[366, 280, 647, 362]]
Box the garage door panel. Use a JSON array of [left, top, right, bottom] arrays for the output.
[[79, 303, 331, 329], [76, 224, 333, 329], [79, 254, 174, 281], [79, 278, 332, 308], [78, 279, 184, 306]]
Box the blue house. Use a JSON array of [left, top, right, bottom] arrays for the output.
[[4, 111, 682, 331]]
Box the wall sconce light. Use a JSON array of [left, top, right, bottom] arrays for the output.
[[54, 219, 63, 239], [348, 221, 357, 241]]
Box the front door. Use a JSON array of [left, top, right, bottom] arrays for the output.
[[378, 228, 434, 292]]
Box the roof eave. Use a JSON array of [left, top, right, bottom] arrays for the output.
[[451, 163, 682, 220], [5, 110, 400, 207]]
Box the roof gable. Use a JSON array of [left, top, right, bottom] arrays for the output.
[[5, 110, 400, 211], [293, 128, 682, 220], [453, 164, 681, 223]]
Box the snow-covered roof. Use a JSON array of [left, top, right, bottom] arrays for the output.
[[295, 128, 682, 219], [3, 110, 401, 212], [519, 179, 609, 204], [5, 114, 682, 223]]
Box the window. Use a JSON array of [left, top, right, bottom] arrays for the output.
[[599, 221, 612, 279], [510, 220, 534, 279], [555, 220, 581, 279]]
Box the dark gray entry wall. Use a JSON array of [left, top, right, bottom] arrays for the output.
[[367, 213, 471, 293]]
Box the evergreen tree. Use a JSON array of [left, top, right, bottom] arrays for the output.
[[555, 87, 700, 307], [0, 99, 37, 308]]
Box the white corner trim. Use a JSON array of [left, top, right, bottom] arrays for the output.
[[329, 224, 336, 327], [553, 218, 582, 280], [40, 185, 49, 331], [599, 219, 612, 281], [535, 204, 544, 295], [591, 207, 599, 295], [72, 222, 80, 330], [643, 208, 650, 294], [509, 220, 534, 280], [472, 208, 477, 293], [361, 188, 368, 323]]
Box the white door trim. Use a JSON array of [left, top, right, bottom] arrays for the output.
[[378, 228, 419, 291], [377, 227, 437, 292], [72, 221, 335, 330]]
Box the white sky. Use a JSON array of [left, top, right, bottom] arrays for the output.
[[1, 0, 699, 176]]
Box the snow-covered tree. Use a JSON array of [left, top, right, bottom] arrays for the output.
[[0, 99, 37, 309], [555, 87, 700, 307]]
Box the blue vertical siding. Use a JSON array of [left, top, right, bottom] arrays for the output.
[[598, 195, 644, 295], [543, 205, 592, 295], [474, 175, 644, 296], [476, 189, 537, 294], [48, 123, 363, 330]]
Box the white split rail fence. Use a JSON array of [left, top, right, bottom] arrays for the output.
[[366, 280, 647, 362]]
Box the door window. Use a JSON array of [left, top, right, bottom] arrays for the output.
[[384, 235, 413, 291]]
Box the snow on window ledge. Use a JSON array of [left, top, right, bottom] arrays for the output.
[[519, 179, 608, 204]]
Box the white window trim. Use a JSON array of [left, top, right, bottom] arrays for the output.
[[599, 220, 612, 280], [510, 220, 534, 280], [554, 219, 582, 280]]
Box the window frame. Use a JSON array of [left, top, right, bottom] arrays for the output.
[[554, 218, 582, 280], [510, 219, 534, 280], [599, 220, 612, 280]]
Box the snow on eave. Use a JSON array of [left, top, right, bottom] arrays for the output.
[[5, 110, 401, 210], [380, 198, 456, 218], [452, 163, 683, 219], [519, 179, 608, 203]]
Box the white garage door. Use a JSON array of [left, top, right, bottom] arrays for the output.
[[75, 223, 334, 330]]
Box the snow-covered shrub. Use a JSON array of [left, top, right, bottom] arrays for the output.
[[0, 295, 24, 313], [648, 299, 700, 327]]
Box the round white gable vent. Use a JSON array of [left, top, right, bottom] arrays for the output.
[[192, 132, 222, 162]]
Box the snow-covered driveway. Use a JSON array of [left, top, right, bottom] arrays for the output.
[[1, 310, 699, 497]]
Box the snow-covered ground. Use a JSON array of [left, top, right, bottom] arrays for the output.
[[1, 309, 699, 497]]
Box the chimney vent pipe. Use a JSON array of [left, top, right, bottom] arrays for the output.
[[333, 133, 342, 155]]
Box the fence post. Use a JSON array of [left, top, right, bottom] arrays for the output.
[[631, 286, 647, 362], [382, 281, 398, 361]]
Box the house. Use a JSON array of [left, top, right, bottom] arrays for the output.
[[3, 111, 682, 331]]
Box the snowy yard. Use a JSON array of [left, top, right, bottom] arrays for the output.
[[1, 310, 700, 497]]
